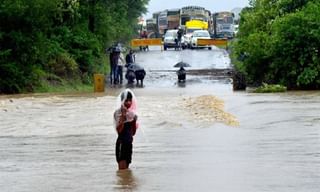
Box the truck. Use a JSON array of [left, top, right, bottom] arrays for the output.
[[158, 10, 168, 36], [167, 9, 180, 30], [180, 6, 211, 28], [146, 18, 158, 38], [185, 20, 208, 32], [184, 19, 209, 47], [213, 11, 235, 39]]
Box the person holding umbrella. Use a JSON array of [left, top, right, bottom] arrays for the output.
[[130, 64, 146, 86], [125, 63, 146, 85], [177, 66, 186, 82], [106, 43, 117, 84], [110, 46, 121, 84], [174, 61, 190, 82]]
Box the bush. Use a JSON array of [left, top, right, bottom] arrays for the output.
[[235, 1, 320, 89], [254, 83, 287, 93], [47, 52, 79, 78]]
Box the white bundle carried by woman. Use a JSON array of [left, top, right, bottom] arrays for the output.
[[114, 89, 139, 129]]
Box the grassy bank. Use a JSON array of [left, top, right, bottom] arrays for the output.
[[253, 83, 287, 93], [34, 79, 94, 94]]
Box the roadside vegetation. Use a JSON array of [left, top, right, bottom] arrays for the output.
[[0, 0, 148, 94], [233, 0, 320, 90], [253, 83, 287, 93]]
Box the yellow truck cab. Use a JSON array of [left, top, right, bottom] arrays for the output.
[[184, 20, 209, 47]]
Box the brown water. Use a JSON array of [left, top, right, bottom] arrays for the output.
[[1, 86, 319, 192], [1, 48, 320, 191]]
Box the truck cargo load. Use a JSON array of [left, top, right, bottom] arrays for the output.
[[185, 20, 208, 30]]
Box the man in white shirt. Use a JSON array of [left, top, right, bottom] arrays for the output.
[[117, 52, 125, 84]]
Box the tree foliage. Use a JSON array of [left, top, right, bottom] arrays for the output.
[[0, 0, 148, 93], [234, 0, 320, 89]]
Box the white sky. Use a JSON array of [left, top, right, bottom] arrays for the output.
[[144, 0, 250, 18]]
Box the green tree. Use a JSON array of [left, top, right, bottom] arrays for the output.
[[0, 0, 149, 93], [234, 0, 320, 89], [271, 1, 320, 88]]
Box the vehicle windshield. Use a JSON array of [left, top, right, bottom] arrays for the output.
[[165, 31, 177, 37], [186, 28, 200, 34], [193, 31, 209, 37]]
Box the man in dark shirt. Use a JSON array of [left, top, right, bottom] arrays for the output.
[[177, 28, 183, 43], [125, 49, 135, 65]]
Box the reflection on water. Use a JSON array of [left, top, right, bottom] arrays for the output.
[[177, 81, 186, 88], [115, 169, 138, 191]]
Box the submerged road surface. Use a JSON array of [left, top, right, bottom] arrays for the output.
[[1, 47, 320, 192]]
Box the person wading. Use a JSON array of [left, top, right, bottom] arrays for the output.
[[125, 49, 135, 65], [117, 51, 125, 84], [113, 89, 138, 169], [111, 46, 121, 84]]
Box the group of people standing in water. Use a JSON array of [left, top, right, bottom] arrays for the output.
[[107, 43, 146, 86], [107, 44, 136, 85]]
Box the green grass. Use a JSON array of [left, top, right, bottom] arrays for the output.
[[35, 79, 93, 93], [254, 83, 287, 93]]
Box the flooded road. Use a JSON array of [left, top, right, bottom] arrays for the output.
[[1, 47, 320, 192]]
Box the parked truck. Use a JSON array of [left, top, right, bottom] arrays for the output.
[[213, 11, 235, 39], [167, 9, 180, 30]]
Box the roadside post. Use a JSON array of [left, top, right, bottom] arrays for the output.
[[93, 74, 105, 92]]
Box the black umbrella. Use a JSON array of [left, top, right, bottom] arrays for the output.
[[127, 63, 144, 71], [112, 46, 121, 53], [174, 61, 191, 68]]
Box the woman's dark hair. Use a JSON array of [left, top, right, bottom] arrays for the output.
[[121, 91, 133, 101]]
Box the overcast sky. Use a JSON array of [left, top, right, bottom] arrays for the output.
[[144, 0, 250, 18]]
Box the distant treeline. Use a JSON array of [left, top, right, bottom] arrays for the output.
[[0, 0, 148, 94], [234, 0, 320, 89]]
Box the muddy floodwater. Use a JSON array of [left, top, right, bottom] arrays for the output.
[[1, 47, 320, 192]]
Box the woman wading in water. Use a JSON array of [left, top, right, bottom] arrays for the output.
[[114, 89, 138, 169]]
